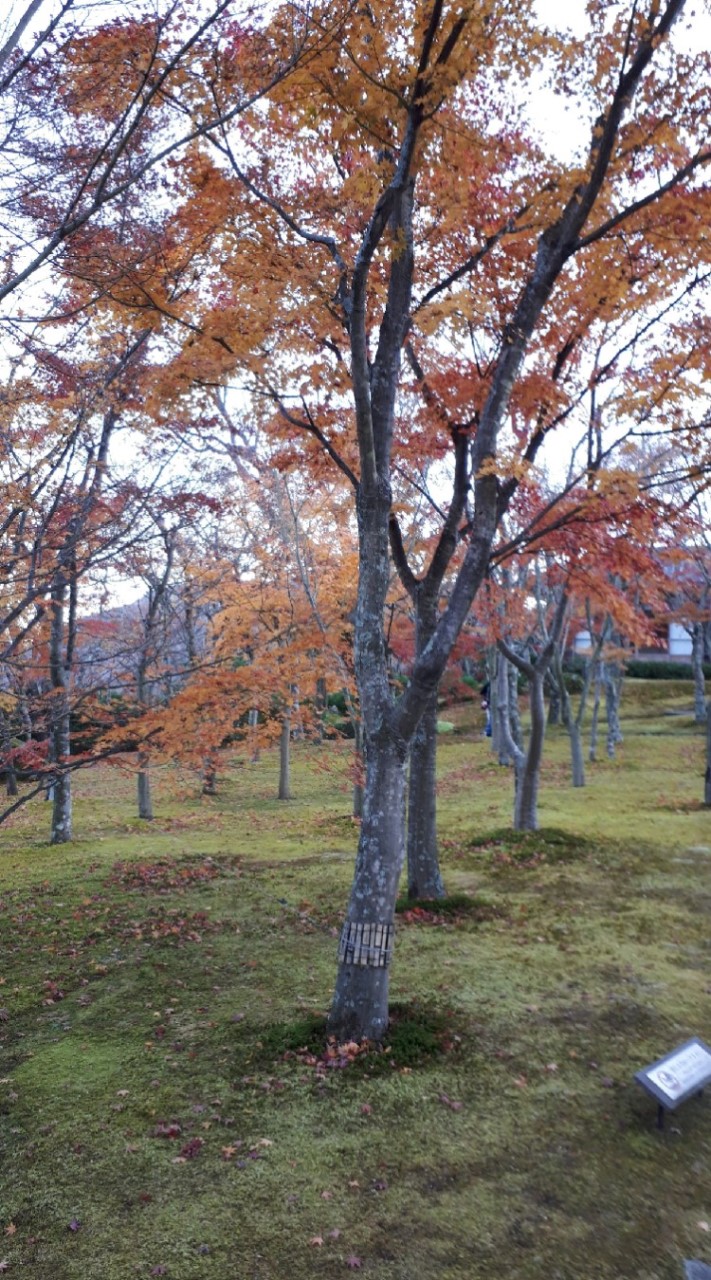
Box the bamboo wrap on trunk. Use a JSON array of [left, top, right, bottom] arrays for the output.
[[338, 921, 394, 968]]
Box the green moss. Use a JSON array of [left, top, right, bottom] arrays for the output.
[[1, 687, 710, 1277]]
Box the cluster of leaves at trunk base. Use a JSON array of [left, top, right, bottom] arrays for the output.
[[252, 1004, 464, 1075], [395, 892, 502, 925]]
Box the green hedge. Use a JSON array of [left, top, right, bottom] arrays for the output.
[[624, 659, 711, 680]]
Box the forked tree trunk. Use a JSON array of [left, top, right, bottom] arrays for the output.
[[499, 620, 564, 833], [329, 734, 407, 1041], [278, 715, 292, 800]]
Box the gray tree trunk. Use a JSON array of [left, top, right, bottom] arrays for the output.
[[406, 688, 444, 898], [605, 662, 624, 758], [202, 756, 217, 795], [0, 710, 17, 797], [546, 672, 561, 726], [406, 598, 445, 900], [508, 661, 523, 752], [496, 653, 512, 767], [278, 715, 292, 800], [692, 626, 706, 724], [569, 721, 585, 788], [49, 572, 72, 844], [137, 756, 153, 819], [515, 669, 548, 830], [589, 662, 602, 762], [329, 734, 407, 1041], [249, 708, 260, 762]]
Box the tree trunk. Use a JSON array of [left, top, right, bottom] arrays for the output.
[[49, 572, 72, 844], [546, 672, 561, 726], [249, 708, 260, 762], [315, 676, 327, 742], [508, 661, 523, 752], [137, 752, 153, 819], [406, 688, 444, 899], [692, 626, 706, 724], [278, 714, 291, 800], [202, 756, 217, 795], [569, 721, 585, 788], [406, 598, 445, 900], [496, 652, 512, 766], [0, 710, 18, 797], [589, 662, 602, 762], [705, 701, 711, 807], [605, 662, 624, 758], [514, 669, 547, 831], [329, 734, 407, 1041]]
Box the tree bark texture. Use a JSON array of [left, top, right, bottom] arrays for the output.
[[514, 669, 548, 830], [329, 734, 407, 1041], [692, 626, 706, 724], [406, 598, 446, 900], [137, 757, 153, 820], [406, 689, 444, 898], [49, 572, 72, 844], [604, 662, 624, 758], [0, 710, 17, 797], [278, 715, 292, 800]]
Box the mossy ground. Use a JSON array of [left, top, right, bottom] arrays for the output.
[[0, 681, 709, 1279]]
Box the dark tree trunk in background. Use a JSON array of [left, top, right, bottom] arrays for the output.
[[278, 714, 292, 800], [692, 626, 706, 724], [604, 660, 624, 758], [137, 758, 153, 820], [589, 660, 602, 762], [49, 569, 72, 844], [1, 710, 18, 797]]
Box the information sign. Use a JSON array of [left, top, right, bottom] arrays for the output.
[[635, 1037, 711, 1128]]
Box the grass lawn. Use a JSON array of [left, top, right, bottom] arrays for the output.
[[0, 680, 709, 1279]]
